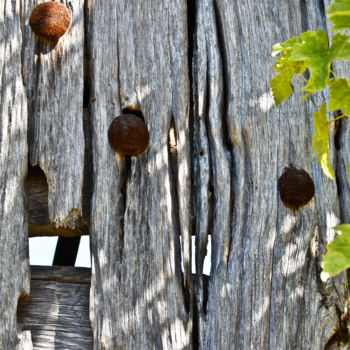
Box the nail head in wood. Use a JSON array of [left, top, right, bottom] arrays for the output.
[[108, 114, 150, 156], [29, 1, 71, 41], [278, 166, 315, 210]]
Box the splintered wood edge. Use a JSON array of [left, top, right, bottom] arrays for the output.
[[28, 222, 89, 237]]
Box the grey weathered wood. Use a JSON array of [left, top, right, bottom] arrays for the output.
[[86, 0, 192, 348], [2, 0, 350, 349], [194, 0, 350, 349], [17, 266, 93, 350], [25, 165, 89, 237], [21, 0, 85, 229], [25, 107, 93, 236], [324, 0, 350, 227], [0, 0, 31, 349]]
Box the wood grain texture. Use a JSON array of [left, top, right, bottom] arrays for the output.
[[86, 0, 192, 348], [25, 165, 89, 237], [194, 0, 350, 349], [2, 0, 350, 349], [21, 0, 85, 229], [17, 266, 93, 350], [0, 0, 31, 349], [324, 0, 350, 227]]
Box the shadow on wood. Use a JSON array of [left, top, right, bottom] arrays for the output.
[[25, 165, 89, 237], [17, 266, 93, 349]]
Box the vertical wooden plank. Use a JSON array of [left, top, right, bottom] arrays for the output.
[[323, 0, 350, 226], [194, 0, 349, 349], [86, 0, 191, 348], [0, 0, 30, 348], [21, 0, 85, 228], [193, 1, 229, 348]]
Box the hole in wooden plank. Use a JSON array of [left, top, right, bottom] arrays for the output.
[[202, 235, 212, 276], [25, 165, 49, 228], [121, 107, 145, 122], [25, 164, 89, 237], [192, 235, 212, 275], [180, 235, 212, 275]]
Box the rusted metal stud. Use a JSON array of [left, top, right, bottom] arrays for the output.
[[29, 1, 71, 41], [108, 114, 150, 156], [278, 166, 315, 210]]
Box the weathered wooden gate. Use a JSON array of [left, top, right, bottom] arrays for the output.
[[1, 0, 350, 349]]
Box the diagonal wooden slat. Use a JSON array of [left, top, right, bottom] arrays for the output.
[[52, 237, 81, 266]]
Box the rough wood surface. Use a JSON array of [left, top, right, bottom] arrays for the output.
[[17, 266, 93, 350], [0, 1, 31, 349], [324, 0, 350, 228], [21, 0, 85, 229], [25, 166, 89, 237], [193, 0, 350, 349], [86, 0, 192, 348], [2, 0, 350, 349]]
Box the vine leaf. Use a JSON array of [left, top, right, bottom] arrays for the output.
[[312, 103, 335, 179], [288, 30, 330, 92], [288, 30, 350, 92], [270, 55, 306, 106], [321, 224, 350, 281], [330, 33, 350, 60], [272, 37, 298, 56], [328, 78, 350, 115], [328, 0, 350, 31], [272, 30, 350, 95]]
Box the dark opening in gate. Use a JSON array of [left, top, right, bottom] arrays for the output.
[[25, 165, 91, 267], [20, 165, 93, 348]]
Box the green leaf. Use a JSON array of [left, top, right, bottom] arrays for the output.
[[271, 37, 298, 56], [286, 31, 350, 92], [328, 0, 350, 31], [321, 224, 350, 281], [270, 55, 306, 106], [329, 33, 350, 61], [288, 30, 329, 92], [272, 43, 284, 57], [312, 103, 335, 179], [328, 78, 350, 115]]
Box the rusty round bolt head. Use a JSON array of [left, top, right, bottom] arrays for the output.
[[108, 114, 150, 156], [278, 166, 315, 210], [29, 2, 71, 41]]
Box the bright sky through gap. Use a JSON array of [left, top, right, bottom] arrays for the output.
[[29, 235, 211, 273], [29, 236, 58, 265], [29, 236, 91, 267], [75, 236, 91, 267]]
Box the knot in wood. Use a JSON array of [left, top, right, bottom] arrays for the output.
[[108, 114, 150, 156], [278, 166, 315, 210], [29, 2, 71, 41]]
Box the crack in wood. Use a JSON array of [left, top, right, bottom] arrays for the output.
[[212, 0, 234, 269], [325, 304, 350, 349]]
